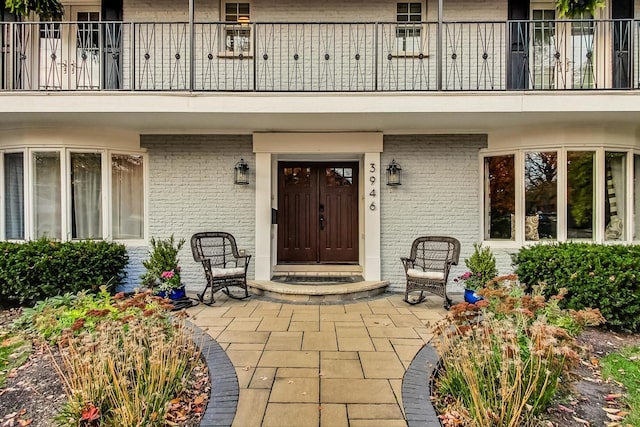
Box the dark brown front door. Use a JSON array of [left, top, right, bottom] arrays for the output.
[[278, 162, 359, 264]]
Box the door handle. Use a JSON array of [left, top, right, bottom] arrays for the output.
[[319, 214, 325, 230]]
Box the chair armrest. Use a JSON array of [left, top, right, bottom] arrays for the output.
[[237, 254, 251, 270], [400, 257, 415, 271]]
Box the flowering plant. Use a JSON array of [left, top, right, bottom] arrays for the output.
[[455, 243, 497, 291], [141, 234, 186, 293], [157, 269, 182, 292]]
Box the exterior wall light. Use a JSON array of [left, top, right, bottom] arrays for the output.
[[234, 158, 249, 185], [386, 159, 402, 186]]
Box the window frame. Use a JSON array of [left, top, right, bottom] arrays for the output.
[[0, 147, 147, 243], [481, 146, 639, 246], [220, 1, 252, 57], [394, 1, 428, 57], [0, 150, 27, 241]]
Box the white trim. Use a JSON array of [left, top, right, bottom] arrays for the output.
[[255, 152, 272, 280]]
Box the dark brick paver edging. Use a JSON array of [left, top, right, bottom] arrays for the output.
[[402, 343, 442, 427], [189, 321, 239, 427]]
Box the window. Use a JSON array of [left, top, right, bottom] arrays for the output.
[[224, 2, 251, 53], [33, 152, 62, 239], [483, 148, 639, 243], [604, 152, 626, 241], [532, 9, 556, 89], [4, 153, 24, 240], [635, 154, 640, 240], [567, 151, 594, 239], [70, 152, 102, 240], [484, 155, 515, 240], [396, 2, 423, 54], [525, 151, 557, 240], [112, 154, 144, 239], [1, 149, 144, 241]]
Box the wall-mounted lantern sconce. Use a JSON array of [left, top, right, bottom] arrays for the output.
[[386, 159, 402, 186], [234, 158, 249, 185]]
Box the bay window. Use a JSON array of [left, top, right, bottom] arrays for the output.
[[483, 148, 640, 243], [1, 149, 145, 241]]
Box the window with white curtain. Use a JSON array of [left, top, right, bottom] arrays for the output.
[[112, 154, 144, 239], [70, 152, 102, 239], [1, 149, 144, 241], [33, 151, 62, 239], [635, 154, 640, 240], [604, 152, 626, 241], [4, 153, 24, 240]]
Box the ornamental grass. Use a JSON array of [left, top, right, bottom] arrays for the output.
[[16, 289, 201, 427], [432, 280, 605, 427]]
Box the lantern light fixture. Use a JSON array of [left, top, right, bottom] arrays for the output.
[[234, 158, 249, 185], [386, 159, 402, 186]]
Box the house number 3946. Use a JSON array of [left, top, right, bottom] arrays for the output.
[[369, 163, 376, 210]]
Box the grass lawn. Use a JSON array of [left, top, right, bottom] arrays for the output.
[[601, 345, 640, 426]]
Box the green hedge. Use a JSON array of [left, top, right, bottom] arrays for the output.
[[0, 239, 128, 306], [514, 243, 640, 331]]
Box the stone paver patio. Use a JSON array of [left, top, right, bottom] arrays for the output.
[[188, 293, 448, 426]]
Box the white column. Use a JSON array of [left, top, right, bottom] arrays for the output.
[[254, 152, 272, 280], [364, 152, 381, 281]]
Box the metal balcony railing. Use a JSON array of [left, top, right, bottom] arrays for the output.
[[0, 20, 638, 92]]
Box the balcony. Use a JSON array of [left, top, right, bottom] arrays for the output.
[[0, 19, 638, 92]]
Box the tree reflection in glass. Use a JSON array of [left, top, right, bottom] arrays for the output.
[[567, 151, 594, 239], [525, 152, 557, 240]]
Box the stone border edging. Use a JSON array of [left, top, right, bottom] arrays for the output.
[[402, 343, 442, 427], [189, 321, 239, 427]]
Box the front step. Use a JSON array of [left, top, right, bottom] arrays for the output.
[[248, 279, 388, 303]]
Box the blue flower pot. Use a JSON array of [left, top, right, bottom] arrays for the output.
[[464, 288, 483, 304], [156, 286, 186, 300]]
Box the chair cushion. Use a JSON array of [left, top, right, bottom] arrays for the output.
[[211, 267, 245, 278], [407, 269, 445, 280]]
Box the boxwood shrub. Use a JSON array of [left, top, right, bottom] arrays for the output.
[[514, 243, 640, 331], [0, 239, 128, 306]]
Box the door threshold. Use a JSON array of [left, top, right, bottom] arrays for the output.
[[273, 264, 363, 275]]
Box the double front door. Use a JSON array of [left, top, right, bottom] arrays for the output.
[[277, 162, 359, 264]]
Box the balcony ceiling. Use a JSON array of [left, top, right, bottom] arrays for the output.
[[1, 92, 639, 135]]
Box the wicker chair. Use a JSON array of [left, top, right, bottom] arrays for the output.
[[401, 236, 461, 309], [191, 232, 251, 305]]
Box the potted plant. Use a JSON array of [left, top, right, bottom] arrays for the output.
[[455, 243, 497, 304], [141, 235, 186, 300], [555, 0, 605, 18]]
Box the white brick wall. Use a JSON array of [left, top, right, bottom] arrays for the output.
[[123, 0, 510, 23], [137, 134, 255, 294], [380, 134, 488, 292], [129, 133, 515, 296]]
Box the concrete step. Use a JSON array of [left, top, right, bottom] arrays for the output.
[[248, 279, 388, 303]]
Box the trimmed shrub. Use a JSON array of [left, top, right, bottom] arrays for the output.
[[0, 239, 128, 306], [514, 243, 640, 331]]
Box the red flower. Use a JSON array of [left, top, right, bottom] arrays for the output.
[[81, 403, 100, 422]]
